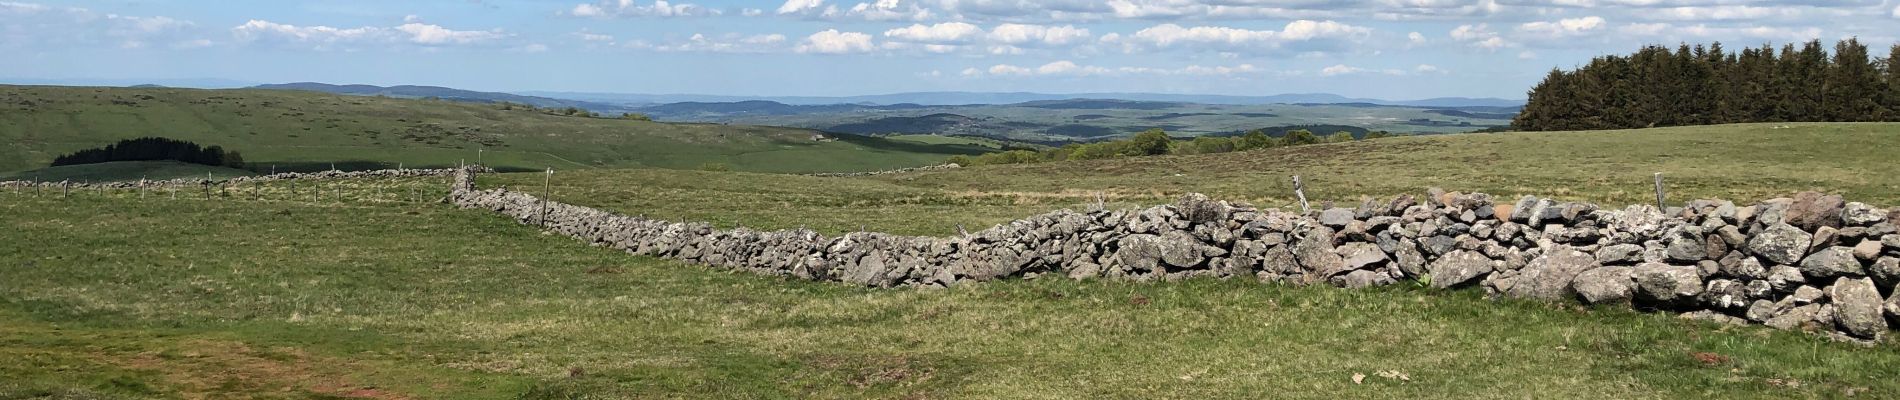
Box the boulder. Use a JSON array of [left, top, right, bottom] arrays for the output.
[[1428, 250, 1493, 289], [1766, 265, 1806, 293], [1871, 257, 1900, 286], [1337, 269, 1396, 289], [1319, 208, 1356, 228], [1337, 242, 1389, 271], [1294, 227, 1348, 278], [1633, 262, 1704, 306], [1842, 202, 1886, 226], [1595, 244, 1644, 265], [1573, 266, 1636, 305], [1744, 299, 1778, 322], [1854, 240, 1885, 261], [1503, 246, 1600, 301], [1664, 227, 1708, 263], [1765, 303, 1821, 330], [1798, 246, 1865, 279], [1828, 278, 1886, 339], [1786, 191, 1845, 231], [1746, 223, 1812, 265]]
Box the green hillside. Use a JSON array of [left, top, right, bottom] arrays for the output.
[[6, 123, 1900, 398], [0, 160, 256, 182], [0, 85, 991, 176]]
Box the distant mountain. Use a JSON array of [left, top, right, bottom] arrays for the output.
[[254, 82, 634, 113], [0, 77, 257, 89], [525, 90, 1524, 108], [636, 100, 930, 119]]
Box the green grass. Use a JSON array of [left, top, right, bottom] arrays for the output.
[[488, 122, 1900, 237], [3, 188, 1898, 399], [0, 161, 257, 182], [9, 122, 1900, 398], [0, 85, 992, 177]]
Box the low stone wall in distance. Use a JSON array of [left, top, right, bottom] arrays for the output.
[[446, 168, 1900, 342], [0, 166, 493, 190]]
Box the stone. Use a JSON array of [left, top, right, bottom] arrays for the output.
[[1810, 226, 1839, 253], [1633, 262, 1704, 306], [1842, 202, 1886, 226], [1573, 266, 1636, 305], [1871, 257, 1900, 286], [1828, 278, 1886, 339], [1786, 191, 1845, 231], [1393, 241, 1427, 278], [1664, 227, 1708, 263], [1337, 269, 1396, 289], [1679, 310, 1747, 326], [1799, 246, 1865, 279], [1887, 235, 1900, 251], [1854, 240, 1884, 261], [1716, 225, 1747, 247], [1746, 223, 1812, 265], [1294, 227, 1348, 278], [1421, 235, 1457, 256], [1745, 299, 1778, 322], [1595, 244, 1644, 265], [1319, 208, 1356, 227], [1767, 265, 1806, 293], [1720, 256, 1768, 280], [1790, 285, 1824, 304], [1504, 246, 1600, 301], [1338, 242, 1389, 271], [1765, 304, 1821, 330], [1510, 196, 1538, 223], [1701, 279, 1749, 309], [1428, 250, 1493, 289]]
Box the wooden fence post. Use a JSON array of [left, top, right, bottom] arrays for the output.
[[1292, 175, 1310, 214], [1653, 172, 1666, 210], [540, 168, 553, 227]]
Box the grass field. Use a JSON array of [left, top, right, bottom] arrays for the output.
[[4, 187, 1899, 399], [0, 161, 257, 182], [0, 85, 991, 177], [7, 122, 1900, 398]]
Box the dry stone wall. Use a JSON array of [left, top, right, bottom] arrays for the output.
[[446, 168, 1900, 341], [805, 163, 960, 177], [0, 167, 491, 190]]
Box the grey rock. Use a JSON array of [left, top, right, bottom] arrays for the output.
[[1701, 279, 1749, 309], [1787, 191, 1845, 231], [1828, 278, 1886, 339], [1664, 227, 1708, 263], [1573, 266, 1636, 305], [1745, 299, 1778, 322], [1504, 246, 1600, 301], [1810, 226, 1839, 254], [1746, 223, 1813, 265], [1679, 310, 1748, 326], [1428, 250, 1493, 289], [1393, 240, 1427, 278], [1842, 202, 1886, 226], [1767, 265, 1806, 293], [1337, 269, 1397, 289], [1720, 256, 1768, 280], [1716, 225, 1747, 247], [1765, 304, 1821, 330], [1510, 195, 1538, 223], [1633, 262, 1704, 306], [1799, 246, 1865, 279], [1421, 235, 1457, 256], [1338, 242, 1389, 271], [1595, 244, 1644, 265], [1319, 208, 1356, 227], [1294, 227, 1348, 278], [1853, 240, 1884, 261], [1790, 285, 1824, 304], [1871, 257, 1900, 286]]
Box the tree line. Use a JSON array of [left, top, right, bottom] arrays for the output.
[[51, 137, 245, 168], [947, 128, 1396, 166], [1514, 39, 1900, 131]]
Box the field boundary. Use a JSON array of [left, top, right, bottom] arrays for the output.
[[446, 167, 1900, 342]]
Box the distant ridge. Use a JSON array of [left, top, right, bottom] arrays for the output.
[[524, 90, 1525, 108], [253, 82, 634, 114]]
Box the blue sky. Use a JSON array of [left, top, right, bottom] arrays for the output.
[[3, 0, 1897, 99]]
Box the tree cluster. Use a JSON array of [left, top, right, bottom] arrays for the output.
[[1514, 39, 1900, 131], [51, 137, 245, 168], [947, 128, 1395, 167]]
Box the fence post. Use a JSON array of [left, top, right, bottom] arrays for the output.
[[540, 168, 553, 228], [139, 176, 146, 199], [62, 181, 69, 198], [1653, 172, 1666, 210], [1292, 175, 1310, 214]]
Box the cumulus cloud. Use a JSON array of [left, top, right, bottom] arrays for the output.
[[794, 29, 874, 53], [776, 0, 930, 21], [882, 22, 982, 43], [231, 19, 508, 49], [1319, 64, 1407, 76], [1449, 23, 1512, 50], [1112, 20, 1372, 54], [566, 0, 717, 17], [988, 24, 1091, 46], [1516, 16, 1605, 39], [627, 32, 786, 53]]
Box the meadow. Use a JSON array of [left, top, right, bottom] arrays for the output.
[[6, 122, 1900, 398], [0, 85, 989, 176]]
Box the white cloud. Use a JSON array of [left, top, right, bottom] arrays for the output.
[[1517, 16, 1605, 38], [1450, 23, 1513, 50], [777, 0, 826, 14], [0, 1, 50, 14], [794, 29, 874, 53], [967, 60, 1267, 78], [988, 64, 1032, 76], [1320, 64, 1365, 76], [231, 20, 507, 49], [1891, 3, 1898, 18], [1407, 31, 1426, 45], [567, 0, 716, 17], [1114, 20, 1371, 53], [988, 24, 1091, 46], [882, 22, 982, 43], [847, 0, 931, 21], [628, 33, 786, 53], [1415, 64, 1445, 74]]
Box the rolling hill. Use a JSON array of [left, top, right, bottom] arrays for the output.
[[0, 85, 993, 177], [252, 82, 634, 114]]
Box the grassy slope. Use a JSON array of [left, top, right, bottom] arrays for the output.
[[0, 161, 257, 182], [0, 85, 990, 176], [487, 122, 1900, 237], [3, 186, 1897, 399]]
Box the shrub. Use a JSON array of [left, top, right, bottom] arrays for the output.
[[1281, 129, 1320, 146]]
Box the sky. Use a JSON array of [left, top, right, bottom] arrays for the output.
[[2, 0, 1897, 100]]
